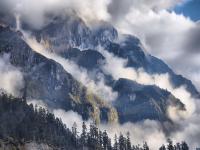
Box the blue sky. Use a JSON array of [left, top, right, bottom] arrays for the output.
[[174, 0, 200, 21]]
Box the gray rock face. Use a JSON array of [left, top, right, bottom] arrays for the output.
[[113, 78, 185, 123], [61, 48, 105, 70], [0, 26, 118, 124]]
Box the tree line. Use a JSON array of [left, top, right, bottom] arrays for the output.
[[0, 92, 189, 150]]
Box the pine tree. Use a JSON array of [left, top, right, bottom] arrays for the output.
[[126, 132, 132, 150], [113, 134, 119, 150], [181, 141, 189, 150], [159, 145, 167, 150], [98, 130, 103, 149], [72, 122, 78, 137], [143, 142, 149, 150], [80, 122, 87, 147], [108, 138, 112, 150], [175, 143, 181, 150], [72, 122, 78, 147], [167, 139, 174, 150], [119, 133, 126, 150], [103, 130, 109, 150]]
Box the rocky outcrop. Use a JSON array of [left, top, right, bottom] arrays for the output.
[[113, 78, 185, 123]]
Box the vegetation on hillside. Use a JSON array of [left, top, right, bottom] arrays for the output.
[[0, 93, 189, 150]]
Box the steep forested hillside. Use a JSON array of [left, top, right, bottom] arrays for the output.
[[0, 93, 189, 150], [0, 93, 76, 149]]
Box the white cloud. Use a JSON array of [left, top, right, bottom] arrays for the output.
[[113, 2, 200, 92], [116, 9, 194, 59], [0, 54, 24, 97], [0, 0, 111, 29], [53, 109, 92, 133], [27, 99, 48, 109]]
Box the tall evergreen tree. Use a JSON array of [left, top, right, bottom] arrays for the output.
[[103, 130, 109, 150], [119, 133, 126, 150], [143, 142, 149, 150], [126, 132, 132, 150], [98, 130, 103, 149], [113, 134, 119, 150], [80, 121, 87, 147], [72, 122, 78, 147], [181, 141, 189, 150], [167, 139, 174, 150], [175, 143, 181, 150], [159, 145, 167, 150]]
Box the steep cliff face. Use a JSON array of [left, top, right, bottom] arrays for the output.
[[0, 26, 118, 124], [113, 78, 185, 123]]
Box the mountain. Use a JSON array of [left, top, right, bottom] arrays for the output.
[[0, 25, 118, 124], [0, 14, 199, 124], [113, 78, 185, 123], [32, 16, 199, 98]]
